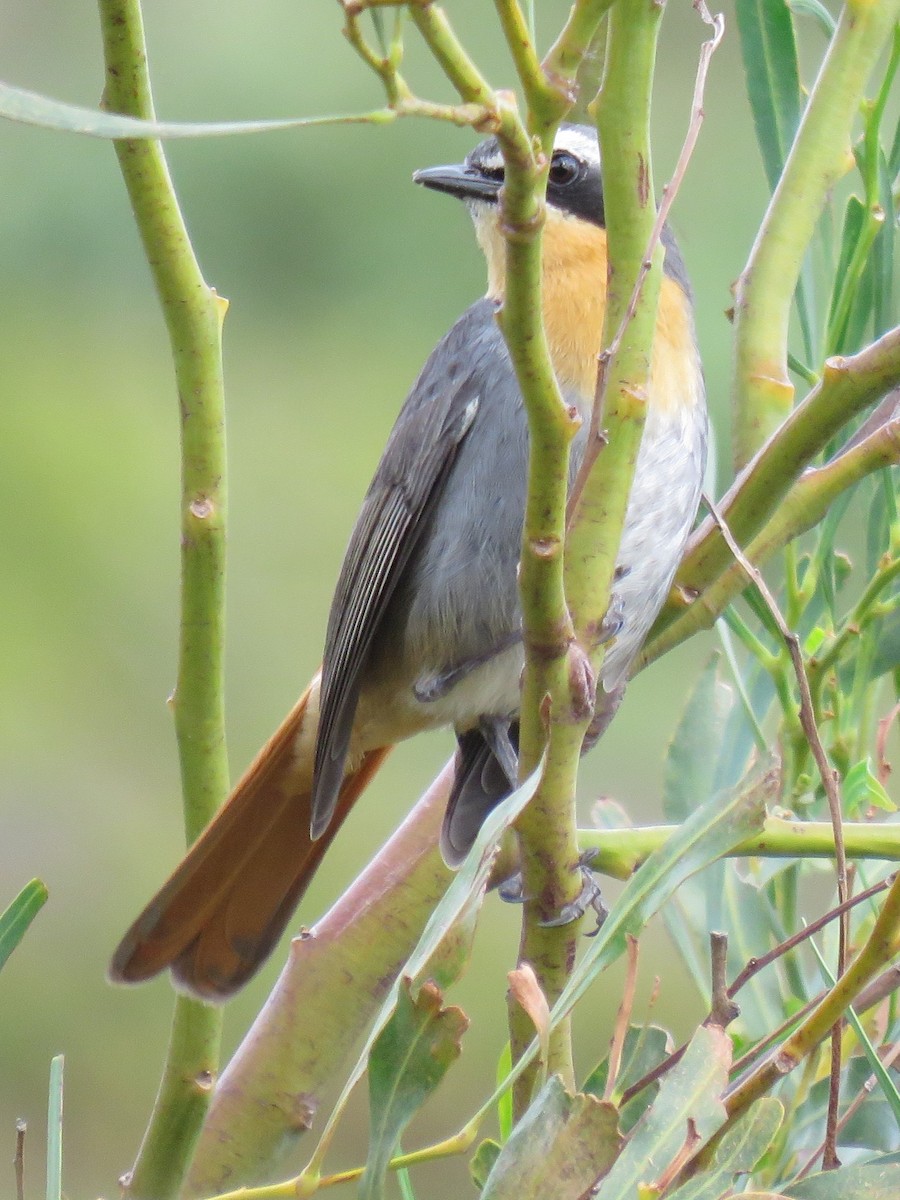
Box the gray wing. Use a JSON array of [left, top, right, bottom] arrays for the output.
[[310, 317, 485, 838]]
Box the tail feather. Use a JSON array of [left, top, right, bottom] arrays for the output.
[[110, 681, 391, 1000]]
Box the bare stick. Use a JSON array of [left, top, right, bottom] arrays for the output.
[[796, 1037, 900, 1180], [704, 495, 848, 914], [708, 933, 740, 1027], [604, 936, 639, 1100], [703, 493, 849, 1168], [728, 876, 891, 997], [14, 1120, 25, 1200]]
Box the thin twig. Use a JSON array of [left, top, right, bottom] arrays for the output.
[[652, 1120, 702, 1195], [708, 933, 740, 1027], [567, 2, 724, 520], [727, 876, 891, 998], [14, 1119, 25, 1200], [604, 936, 639, 1100], [703, 492, 849, 1166], [796, 1037, 900, 1180], [620, 868, 892, 1109], [704, 494, 849, 916]]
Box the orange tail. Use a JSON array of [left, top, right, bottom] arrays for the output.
[[110, 681, 391, 1001]]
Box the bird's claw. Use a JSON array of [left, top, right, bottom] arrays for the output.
[[538, 854, 607, 932], [497, 853, 607, 933]]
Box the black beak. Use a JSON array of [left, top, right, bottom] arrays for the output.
[[413, 162, 502, 202]]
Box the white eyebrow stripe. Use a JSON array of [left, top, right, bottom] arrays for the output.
[[551, 127, 600, 167], [476, 148, 504, 173], [473, 127, 601, 176]]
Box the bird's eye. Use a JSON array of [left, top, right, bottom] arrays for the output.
[[548, 151, 580, 186]]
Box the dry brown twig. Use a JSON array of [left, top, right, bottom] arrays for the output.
[[703, 493, 849, 1171], [604, 935, 640, 1100], [14, 1120, 25, 1200]]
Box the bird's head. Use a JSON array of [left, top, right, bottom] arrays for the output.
[[413, 124, 607, 300]]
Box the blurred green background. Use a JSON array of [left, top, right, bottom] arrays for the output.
[[0, 2, 779, 1196]]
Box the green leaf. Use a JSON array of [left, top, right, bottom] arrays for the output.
[[594, 1025, 732, 1199], [583, 1025, 672, 1134], [0, 79, 391, 140], [664, 654, 730, 823], [360, 979, 468, 1200], [808, 939, 900, 1135], [663, 667, 788, 1036], [0, 879, 48, 973], [784, 1161, 900, 1198], [843, 758, 897, 814], [496, 1043, 513, 1141], [734, 0, 814, 357], [870, 151, 895, 337], [548, 762, 773, 1026], [666, 1098, 784, 1200], [827, 195, 880, 355], [46, 1055, 64, 1200], [471, 1140, 502, 1190], [866, 474, 892, 578], [735, 0, 803, 193], [480, 1076, 620, 1200], [871, 606, 900, 679], [310, 762, 545, 1173], [804, 1058, 900, 1154], [787, 0, 837, 37], [397, 1163, 416, 1200]]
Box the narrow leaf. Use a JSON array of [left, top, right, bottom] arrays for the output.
[[808, 940, 900, 1133], [594, 1025, 731, 1199], [734, 0, 815, 358], [480, 1076, 621, 1200], [550, 761, 773, 1023], [361, 979, 468, 1200], [663, 654, 730, 822], [843, 758, 896, 814], [667, 1097, 784, 1200], [735, 0, 803, 192], [583, 1025, 672, 1134], [470, 1140, 502, 1190], [784, 1161, 900, 1198], [306, 761, 544, 1176], [0, 79, 390, 140], [871, 607, 900, 679], [496, 1043, 513, 1141], [0, 880, 48, 972], [787, 0, 836, 37]]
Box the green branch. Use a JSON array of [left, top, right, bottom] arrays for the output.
[[644, 328, 900, 664], [99, 0, 228, 1195], [644, 409, 900, 667], [542, 0, 615, 90], [581, 816, 900, 879], [506, 0, 666, 1111], [724, 868, 900, 1121], [732, 0, 900, 467]]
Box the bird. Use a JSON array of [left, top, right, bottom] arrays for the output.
[[110, 124, 707, 1001]]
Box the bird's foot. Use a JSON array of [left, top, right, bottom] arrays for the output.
[[497, 852, 607, 933]]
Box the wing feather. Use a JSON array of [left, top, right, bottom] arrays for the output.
[[310, 343, 482, 836]]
